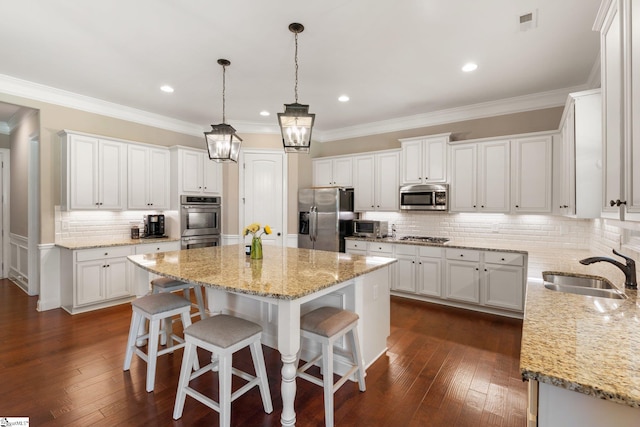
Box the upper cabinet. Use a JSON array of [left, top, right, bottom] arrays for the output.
[[171, 147, 222, 199], [512, 135, 553, 214], [556, 90, 602, 218], [60, 131, 127, 210], [312, 157, 353, 187], [127, 144, 170, 210], [596, 0, 640, 220], [399, 133, 450, 184], [353, 150, 400, 211]]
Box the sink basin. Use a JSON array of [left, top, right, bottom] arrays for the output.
[[543, 283, 627, 299], [542, 272, 614, 289]]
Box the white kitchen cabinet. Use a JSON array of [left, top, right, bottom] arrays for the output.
[[127, 144, 170, 210], [417, 246, 443, 297], [60, 131, 127, 210], [512, 135, 553, 213], [345, 240, 367, 255], [556, 90, 602, 218], [444, 249, 481, 303], [483, 252, 524, 312], [353, 150, 400, 211], [61, 245, 134, 314], [450, 140, 510, 213], [393, 244, 418, 293], [312, 156, 353, 187], [399, 133, 450, 184], [170, 147, 222, 203]]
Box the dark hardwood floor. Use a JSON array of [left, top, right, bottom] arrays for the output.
[[0, 279, 526, 426]]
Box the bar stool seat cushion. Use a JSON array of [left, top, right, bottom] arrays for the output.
[[185, 314, 262, 348], [152, 277, 189, 290], [132, 292, 191, 315], [301, 306, 359, 337]]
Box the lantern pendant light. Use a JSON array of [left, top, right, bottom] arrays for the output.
[[278, 23, 315, 153], [204, 59, 242, 162]]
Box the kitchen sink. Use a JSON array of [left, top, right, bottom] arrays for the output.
[[542, 272, 627, 299], [542, 272, 614, 289]]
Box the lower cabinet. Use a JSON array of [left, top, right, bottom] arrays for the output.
[[346, 239, 526, 317]]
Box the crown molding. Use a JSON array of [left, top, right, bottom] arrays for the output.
[[317, 85, 589, 142]]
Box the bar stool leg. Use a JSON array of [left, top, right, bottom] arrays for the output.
[[350, 328, 366, 391], [173, 341, 196, 419], [219, 353, 233, 427], [123, 312, 141, 371], [250, 341, 274, 413], [146, 318, 161, 392], [322, 341, 335, 427], [194, 286, 207, 320]]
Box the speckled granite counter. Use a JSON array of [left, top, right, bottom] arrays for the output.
[[520, 279, 640, 408], [345, 236, 528, 254], [56, 236, 180, 250], [127, 244, 396, 300]]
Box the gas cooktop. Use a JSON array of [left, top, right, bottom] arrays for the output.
[[399, 236, 450, 244]]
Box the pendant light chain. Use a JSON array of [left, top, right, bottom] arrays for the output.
[[294, 31, 299, 103], [221, 62, 227, 123]]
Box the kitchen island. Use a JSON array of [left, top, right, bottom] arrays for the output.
[[520, 279, 640, 426], [127, 244, 396, 427]]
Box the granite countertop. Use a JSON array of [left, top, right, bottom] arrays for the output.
[[56, 236, 181, 250], [127, 244, 397, 300], [520, 278, 640, 408], [345, 236, 529, 254]]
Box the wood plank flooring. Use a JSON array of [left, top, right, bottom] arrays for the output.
[[0, 279, 526, 426]]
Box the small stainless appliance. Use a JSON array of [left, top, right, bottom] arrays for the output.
[[143, 214, 165, 238], [399, 184, 448, 211], [298, 187, 355, 252], [180, 195, 221, 249], [353, 220, 388, 238]]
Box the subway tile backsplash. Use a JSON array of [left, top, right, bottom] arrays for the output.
[[55, 206, 154, 241]]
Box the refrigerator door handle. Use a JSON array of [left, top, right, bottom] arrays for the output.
[[311, 205, 318, 242]]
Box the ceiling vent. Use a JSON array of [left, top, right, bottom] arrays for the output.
[[519, 10, 538, 31]]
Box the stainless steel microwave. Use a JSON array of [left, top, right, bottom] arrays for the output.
[[399, 184, 448, 211], [353, 220, 388, 238]]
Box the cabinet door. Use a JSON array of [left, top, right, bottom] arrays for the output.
[[424, 137, 447, 183], [332, 157, 353, 187], [484, 264, 524, 311], [353, 155, 376, 211], [148, 148, 170, 208], [417, 257, 441, 297], [69, 135, 99, 209], [76, 259, 104, 306], [99, 140, 126, 210], [394, 255, 417, 292], [127, 145, 150, 209], [202, 158, 222, 195], [627, 0, 640, 216], [445, 260, 480, 303], [375, 151, 399, 211], [602, 2, 623, 216], [478, 140, 510, 212], [512, 136, 552, 213], [313, 159, 334, 186], [450, 144, 477, 212], [104, 257, 130, 300], [401, 140, 423, 184], [560, 105, 576, 215], [181, 150, 204, 193]]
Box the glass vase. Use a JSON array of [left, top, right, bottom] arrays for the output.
[[251, 236, 263, 260]]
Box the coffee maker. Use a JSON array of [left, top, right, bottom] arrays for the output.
[[143, 214, 165, 238]]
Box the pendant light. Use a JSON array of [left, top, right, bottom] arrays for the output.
[[278, 23, 315, 153], [204, 59, 242, 162]]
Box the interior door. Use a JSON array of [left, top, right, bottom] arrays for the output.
[[243, 151, 284, 246]]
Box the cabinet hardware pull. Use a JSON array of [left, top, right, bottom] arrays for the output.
[[104, 253, 108, 256], [515, 205, 519, 208], [460, 254, 464, 257], [501, 258, 505, 261]]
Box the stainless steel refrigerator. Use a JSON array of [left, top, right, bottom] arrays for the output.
[[298, 187, 356, 252]]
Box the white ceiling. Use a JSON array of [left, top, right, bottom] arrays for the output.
[[0, 0, 602, 140]]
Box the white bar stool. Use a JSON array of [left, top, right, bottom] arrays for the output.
[[151, 277, 207, 320], [173, 314, 273, 427], [296, 306, 366, 427], [123, 292, 196, 392]]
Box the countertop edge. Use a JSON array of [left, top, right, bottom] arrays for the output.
[[345, 236, 528, 254], [56, 237, 181, 250]]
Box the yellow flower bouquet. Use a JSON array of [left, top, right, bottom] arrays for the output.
[[243, 223, 271, 259]]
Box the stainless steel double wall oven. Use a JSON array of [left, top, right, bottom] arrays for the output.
[[180, 195, 221, 249]]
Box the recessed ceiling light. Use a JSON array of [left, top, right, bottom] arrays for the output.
[[338, 95, 350, 102], [160, 85, 174, 93], [260, 110, 270, 116], [462, 63, 478, 72]]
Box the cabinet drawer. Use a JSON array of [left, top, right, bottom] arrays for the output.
[[446, 248, 480, 262], [484, 251, 524, 266], [368, 242, 394, 254], [419, 246, 443, 258], [395, 244, 417, 256], [76, 246, 133, 262], [135, 241, 180, 254], [346, 240, 367, 252]]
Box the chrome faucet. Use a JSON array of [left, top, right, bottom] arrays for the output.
[[579, 249, 637, 290]]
